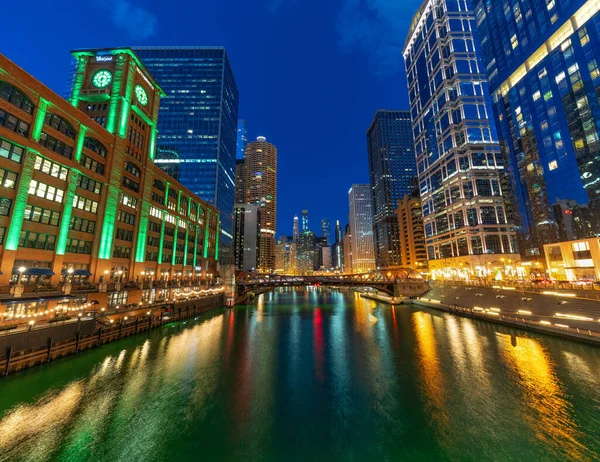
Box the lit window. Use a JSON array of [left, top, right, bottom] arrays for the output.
[[548, 160, 558, 171]]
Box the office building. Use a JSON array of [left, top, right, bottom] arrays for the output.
[[233, 204, 260, 271], [302, 210, 309, 232], [236, 120, 248, 160], [367, 110, 417, 269], [544, 237, 600, 281], [348, 185, 375, 273], [314, 236, 329, 271], [343, 224, 353, 274], [396, 193, 427, 270], [332, 220, 344, 272], [321, 246, 331, 272], [0, 49, 219, 292], [154, 147, 180, 181], [475, 0, 600, 255], [321, 218, 331, 245], [234, 159, 245, 204], [297, 231, 316, 275], [404, 0, 520, 278], [243, 136, 277, 272], [293, 215, 299, 242], [275, 236, 296, 274], [133, 47, 239, 245]]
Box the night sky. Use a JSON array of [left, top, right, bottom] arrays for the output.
[[3, 0, 421, 238]]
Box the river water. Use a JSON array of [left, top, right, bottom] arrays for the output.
[[0, 288, 599, 461]]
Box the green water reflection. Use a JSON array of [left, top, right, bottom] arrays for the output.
[[0, 288, 599, 461]]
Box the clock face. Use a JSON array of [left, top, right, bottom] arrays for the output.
[[92, 70, 112, 88], [135, 85, 149, 106]]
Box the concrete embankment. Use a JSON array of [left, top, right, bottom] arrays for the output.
[[0, 294, 224, 376]]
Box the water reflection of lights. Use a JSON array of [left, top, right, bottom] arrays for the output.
[[498, 334, 588, 459]]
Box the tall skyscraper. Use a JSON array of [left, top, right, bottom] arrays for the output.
[[396, 192, 427, 270], [404, 0, 519, 277], [293, 215, 299, 242], [297, 231, 316, 275], [236, 120, 248, 160], [233, 204, 260, 271], [332, 220, 344, 272], [475, 0, 600, 254], [321, 218, 331, 246], [367, 110, 417, 269], [343, 224, 353, 274], [234, 159, 245, 204], [134, 47, 239, 245], [243, 136, 277, 272], [302, 210, 309, 232], [349, 185, 376, 273]]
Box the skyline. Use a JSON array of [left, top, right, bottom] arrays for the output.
[[1, 0, 421, 238]]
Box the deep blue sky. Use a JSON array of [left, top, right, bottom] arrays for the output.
[[3, 0, 421, 238]]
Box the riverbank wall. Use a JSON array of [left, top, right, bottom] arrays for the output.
[[413, 299, 600, 346], [0, 294, 224, 376]]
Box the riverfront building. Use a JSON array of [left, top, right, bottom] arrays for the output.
[[403, 0, 520, 278], [367, 110, 417, 269], [242, 136, 277, 272], [133, 47, 239, 245], [475, 0, 600, 256], [0, 49, 219, 315], [544, 238, 600, 281], [396, 193, 428, 270], [233, 204, 260, 271], [348, 185, 375, 273]]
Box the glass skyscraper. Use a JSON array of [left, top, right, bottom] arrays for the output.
[[475, 0, 600, 254], [404, 0, 519, 277], [237, 119, 248, 160], [367, 110, 417, 269], [134, 47, 239, 244]]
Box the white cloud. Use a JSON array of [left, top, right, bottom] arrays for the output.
[[91, 0, 157, 40]]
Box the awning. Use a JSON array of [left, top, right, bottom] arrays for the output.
[[61, 269, 92, 276], [2, 294, 77, 305], [13, 268, 55, 276]]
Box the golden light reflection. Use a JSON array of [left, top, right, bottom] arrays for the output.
[[412, 312, 447, 426], [498, 334, 589, 459], [0, 381, 84, 454]]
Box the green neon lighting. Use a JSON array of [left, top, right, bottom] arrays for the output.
[[149, 126, 157, 160], [135, 200, 150, 263], [158, 213, 166, 264], [97, 185, 119, 259], [183, 228, 189, 267], [164, 182, 170, 207], [203, 209, 211, 259], [172, 219, 179, 266], [74, 125, 88, 162], [106, 56, 125, 134], [177, 190, 182, 211], [4, 151, 36, 250], [118, 100, 130, 138], [193, 225, 199, 268], [69, 57, 88, 107], [215, 220, 220, 261], [56, 170, 79, 255], [92, 70, 112, 88], [32, 98, 49, 142]]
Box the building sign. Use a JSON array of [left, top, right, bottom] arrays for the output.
[[95, 53, 113, 62]]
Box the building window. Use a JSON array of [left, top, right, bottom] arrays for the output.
[[70, 216, 96, 233], [0, 198, 11, 216], [80, 154, 105, 174], [151, 192, 164, 204], [0, 168, 17, 189], [125, 162, 141, 178], [34, 155, 69, 180], [0, 81, 34, 114], [44, 113, 77, 139], [108, 291, 128, 307], [0, 138, 24, 163], [0, 109, 30, 137], [0, 226, 5, 245], [122, 176, 139, 192], [77, 175, 102, 194], [38, 133, 73, 159], [117, 210, 136, 225], [153, 179, 165, 191], [572, 241, 592, 260], [115, 228, 134, 242], [18, 231, 56, 250], [65, 238, 92, 254], [24, 205, 60, 226], [113, 246, 131, 259], [29, 180, 64, 203], [72, 195, 99, 214], [149, 220, 161, 233], [119, 193, 138, 209], [83, 137, 107, 157]]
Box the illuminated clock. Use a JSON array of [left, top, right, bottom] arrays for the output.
[[135, 85, 148, 106], [92, 70, 112, 88]]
